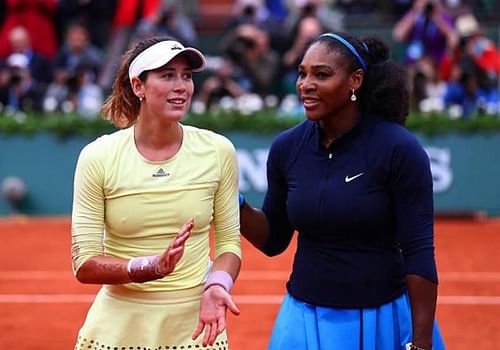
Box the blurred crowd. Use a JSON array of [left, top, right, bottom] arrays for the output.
[[0, 0, 499, 119], [393, 0, 500, 118]]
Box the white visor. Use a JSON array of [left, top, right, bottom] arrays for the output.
[[128, 40, 207, 80]]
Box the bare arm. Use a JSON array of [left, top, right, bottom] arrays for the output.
[[431, 9, 458, 48], [393, 7, 421, 42], [210, 251, 241, 281], [222, 79, 247, 98], [75, 255, 130, 284], [239, 200, 270, 249], [407, 274, 438, 350], [75, 218, 193, 284]]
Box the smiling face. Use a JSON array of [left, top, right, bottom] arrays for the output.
[[296, 42, 360, 123], [134, 54, 195, 123]]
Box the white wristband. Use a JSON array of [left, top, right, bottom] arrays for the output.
[[204, 270, 233, 292]]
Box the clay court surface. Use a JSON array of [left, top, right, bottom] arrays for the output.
[[0, 217, 499, 350]]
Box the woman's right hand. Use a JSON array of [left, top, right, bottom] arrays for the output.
[[156, 218, 193, 276], [192, 285, 240, 346]]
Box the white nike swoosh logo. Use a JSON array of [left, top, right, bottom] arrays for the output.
[[345, 172, 364, 183]]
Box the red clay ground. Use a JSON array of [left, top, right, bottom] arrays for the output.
[[1, 217, 499, 349]]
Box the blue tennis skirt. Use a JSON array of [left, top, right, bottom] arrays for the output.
[[268, 292, 445, 350]]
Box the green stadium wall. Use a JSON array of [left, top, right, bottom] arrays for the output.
[[1, 131, 499, 217]]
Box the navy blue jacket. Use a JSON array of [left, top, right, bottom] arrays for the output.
[[261, 116, 437, 308]]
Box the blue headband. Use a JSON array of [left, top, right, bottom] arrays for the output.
[[319, 33, 367, 71]]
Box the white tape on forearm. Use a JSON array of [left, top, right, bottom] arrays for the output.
[[127, 255, 163, 283]]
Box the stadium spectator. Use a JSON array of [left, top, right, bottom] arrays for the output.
[[43, 23, 103, 115], [194, 57, 248, 112], [443, 63, 499, 118], [440, 13, 500, 117], [52, 23, 102, 83], [279, 5, 326, 96], [0, 52, 45, 113], [43, 61, 104, 117], [0, 0, 59, 60], [97, 0, 161, 92], [288, 0, 345, 34], [151, 3, 198, 46], [6, 25, 52, 85], [55, 0, 118, 49], [411, 56, 447, 113], [393, 0, 457, 66], [221, 23, 280, 98], [453, 13, 500, 80], [393, 0, 458, 112], [225, 0, 287, 57], [226, 0, 274, 31]]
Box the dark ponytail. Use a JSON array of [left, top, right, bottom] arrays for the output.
[[359, 36, 410, 125]]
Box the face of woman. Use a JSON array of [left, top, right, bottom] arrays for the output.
[[296, 42, 353, 122], [142, 54, 195, 122]]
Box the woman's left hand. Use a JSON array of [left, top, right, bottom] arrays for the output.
[[192, 285, 240, 346]]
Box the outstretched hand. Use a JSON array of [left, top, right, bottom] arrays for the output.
[[156, 218, 193, 276], [192, 285, 240, 346]]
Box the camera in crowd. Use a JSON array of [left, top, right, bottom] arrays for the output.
[[424, 0, 436, 17], [3, 53, 30, 86], [301, 2, 317, 17], [224, 34, 256, 62], [242, 4, 256, 18], [7, 67, 24, 86]]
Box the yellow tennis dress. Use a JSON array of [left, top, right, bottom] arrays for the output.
[[71, 124, 241, 350]]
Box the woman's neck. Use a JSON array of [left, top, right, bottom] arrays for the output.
[[319, 110, 361, 147], [134, 118, 183, 161]]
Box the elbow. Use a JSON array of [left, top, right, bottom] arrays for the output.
[[264, 250, 281, 257], [245, 239, 272, 255], [260, 243, 286, 257], [73, 257, 99, 284], [407, 273, 438, 286], [72, 259, 85, 283], [74, 267, 94, 284], [74, 269, 88, 284], [75, 274, 89, 284]]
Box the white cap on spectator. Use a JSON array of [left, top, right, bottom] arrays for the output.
[[128, 40, 206, 80], [6, 53, 29, 69], [455, 14, 483, 38]]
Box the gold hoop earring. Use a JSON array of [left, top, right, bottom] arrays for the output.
[[350, 89, 357, 102]]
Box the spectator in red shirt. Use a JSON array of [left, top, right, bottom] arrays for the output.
[[0, 0, 59, 59]]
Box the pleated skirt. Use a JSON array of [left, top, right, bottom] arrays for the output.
[[74, 284, 229, 350], [268, 292, 446, 350]]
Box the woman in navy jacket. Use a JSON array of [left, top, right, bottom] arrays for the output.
[[239, 32, 446, 350]]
